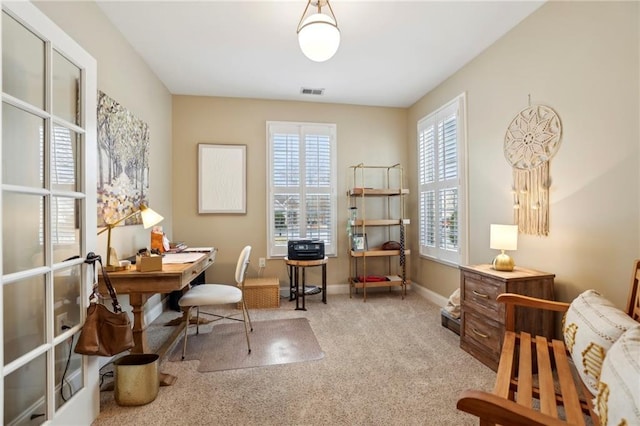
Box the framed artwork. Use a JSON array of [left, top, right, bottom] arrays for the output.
[[352, 233, 368, 252], [97, 91, 150, 227], [198, 144, 246, 214]]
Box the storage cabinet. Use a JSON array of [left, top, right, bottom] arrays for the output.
[[459, 264, 555, 371], [347, 164, 410, 301]]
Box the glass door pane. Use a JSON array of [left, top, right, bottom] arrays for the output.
[[3, 276, 46, 365], [1, 12, 45, 109], [4, 353, 47, 425], [52, 50, 80, 125], [52, 125, 80, 192], [1, 103, 45, 188], [2, 193, 44, 274]]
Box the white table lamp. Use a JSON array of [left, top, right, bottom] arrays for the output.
[[490, 224, 518, 271]]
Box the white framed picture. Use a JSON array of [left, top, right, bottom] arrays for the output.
[[198, 144, 246, 214], [352, 233, 368, 252]]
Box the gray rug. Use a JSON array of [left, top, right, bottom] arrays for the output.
[[169, 317, 325, 372]]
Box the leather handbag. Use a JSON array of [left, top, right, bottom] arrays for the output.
[[74, 254, 134, 357]]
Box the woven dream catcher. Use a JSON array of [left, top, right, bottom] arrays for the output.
[[504, 103, 562, 236]]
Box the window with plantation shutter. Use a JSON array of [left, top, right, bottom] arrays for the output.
[[267, 122, 337, 257], [417, 94, 467, 264]]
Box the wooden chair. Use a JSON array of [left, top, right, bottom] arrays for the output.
[[457, 259, 640, 425]]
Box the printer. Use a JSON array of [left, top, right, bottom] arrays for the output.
[[287, 239, 325, 260]]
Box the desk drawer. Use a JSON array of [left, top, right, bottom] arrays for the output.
[[461, 310, 502, 370], [462, 273, 505, 321]]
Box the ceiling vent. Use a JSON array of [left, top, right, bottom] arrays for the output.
[[300, 87, 325, 96]]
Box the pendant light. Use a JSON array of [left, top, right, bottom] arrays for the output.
[[297, 0, 340, 62]]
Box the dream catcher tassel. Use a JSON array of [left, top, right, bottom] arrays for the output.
[[505, 103, 562, 236], [513, 162, 549, 236]]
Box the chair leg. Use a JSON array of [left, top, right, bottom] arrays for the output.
[[196, 306, 200, 335], [181, 306, 192, 360], [241, 301, 252, 354], [243, 300, 253, 331]]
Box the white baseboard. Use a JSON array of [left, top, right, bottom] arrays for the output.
[[278, 282, 448, 300], [411, 281, 448, 307]]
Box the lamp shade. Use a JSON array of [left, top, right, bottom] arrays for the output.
[[490, 224, 518, 251], [298, 13, 340, 62], [139, 205, 164, 229]]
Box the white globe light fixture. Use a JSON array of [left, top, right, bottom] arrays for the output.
[[297, 0, 340, 62]]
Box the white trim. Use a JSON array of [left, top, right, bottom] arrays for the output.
[[417, 93, 468, 266]]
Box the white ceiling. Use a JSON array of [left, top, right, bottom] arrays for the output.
[[96, 1, 544, 108]]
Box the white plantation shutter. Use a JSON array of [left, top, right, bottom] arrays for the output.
[[417, 95, 467, 264], [267, 122, 337, 257]]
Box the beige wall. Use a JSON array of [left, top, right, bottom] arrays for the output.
[[34, 1, 639, 311], [408, 1, 640, 309], [172, 96, 407, 287], [34, 1, 173, 317], [34, 1, 173, 263]]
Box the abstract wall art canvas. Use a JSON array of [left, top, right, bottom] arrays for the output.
[[97, 91, 150, 227]]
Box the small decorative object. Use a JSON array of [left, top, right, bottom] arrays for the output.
[[381, 241, 401, 250], [504, 99, 562, 236], [351, 233, 367, 252], [490, 224, 518, 271]]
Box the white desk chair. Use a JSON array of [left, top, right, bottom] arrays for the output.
[[178, 245, 253, 359]]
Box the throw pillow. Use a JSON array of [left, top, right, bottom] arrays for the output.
[[562, 289, 638, 395], [595, 324, 640, 426]]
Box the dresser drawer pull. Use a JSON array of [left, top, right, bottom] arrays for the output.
[[472, 290, 489, 299], [471, 328, 489, 339]]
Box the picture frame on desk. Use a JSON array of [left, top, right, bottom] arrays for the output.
[[352, 233, 368, 252]]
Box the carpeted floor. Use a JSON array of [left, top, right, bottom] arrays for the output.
[[94, 290, 496, 425], [169, 317, 325, 371]]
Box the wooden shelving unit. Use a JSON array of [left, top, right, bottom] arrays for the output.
[[347, 163, 410, 301]]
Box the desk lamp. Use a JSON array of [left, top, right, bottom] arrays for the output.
[[490, 224, 518, 272], [98, 204, 164, 270]]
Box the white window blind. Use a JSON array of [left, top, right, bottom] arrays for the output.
[[417, 95, 466, 264], [267, 122, 337, 257]]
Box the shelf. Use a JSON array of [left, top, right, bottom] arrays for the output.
[[350, 275, 410, 289], [348, 163, 409, 301], [349, 188, 409, 196], [350, 249, 410, 257], [350, 219, 410, 226]]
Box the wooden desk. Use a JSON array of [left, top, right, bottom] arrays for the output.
[[98, 249, 216, 355]]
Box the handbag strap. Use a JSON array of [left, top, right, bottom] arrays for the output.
[[85, 253, 123, 313]]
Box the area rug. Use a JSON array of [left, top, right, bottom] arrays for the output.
[[168, 318, 324, 372]]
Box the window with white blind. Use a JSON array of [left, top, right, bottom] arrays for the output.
[[417, 94, 467, 264], [267, 121, 337, 257]]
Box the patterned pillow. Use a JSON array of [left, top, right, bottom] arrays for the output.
[[562, 290, 638, 395], [595, 324, 640, 426]]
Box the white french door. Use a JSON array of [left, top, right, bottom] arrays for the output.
[[1, 2, 98, 424]]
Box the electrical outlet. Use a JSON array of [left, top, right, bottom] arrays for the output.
[[259, 257, 266, 268], [56, 312, 68, 331]]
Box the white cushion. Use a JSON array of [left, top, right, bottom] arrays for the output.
[[563, 290, 638, 395], [178, 284, 243, 306], [595, 324, 640, 426]]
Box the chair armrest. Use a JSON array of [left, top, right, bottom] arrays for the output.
[[497, 293, 570, 332], [457, 389, 568, 426], [497, 293, 570, 312]]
